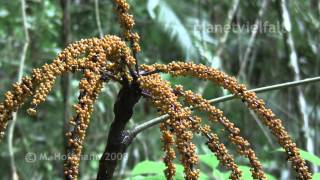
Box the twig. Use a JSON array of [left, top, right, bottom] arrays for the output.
[[249, 110, 275, 148], [8, 0, 29, 179], [130, 76, 320, 136], [197, 0, 239, 94], [60, 1, 72, 177], [94, 0, 103, 38], [278, 0, 317, 172], [213, 0, 240, 61], [238, 0, 268, 78]]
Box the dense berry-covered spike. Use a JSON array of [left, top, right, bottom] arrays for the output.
[[138, 74, 200, 179], [146, 62, 312, 180], [176, 86, 265, 179], [0, 35, 136, 142], [0, 76, 34, 140], [64, 69, 104, 179], [200, 125, 242, 180], [160, 121, 176, 180]]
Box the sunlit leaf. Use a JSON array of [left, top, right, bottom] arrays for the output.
[[0, 9, 9, 17], [199, 154, 219, 169], [131, 160, 165, 176], [147, 0, 160, 19], [313, 173, 320, 180], [238, 166, 276, 180], [275, 148, 320, 166], [147, 0, 197, 59]]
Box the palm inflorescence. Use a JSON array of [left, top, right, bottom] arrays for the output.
[[0, 0, 312, 179]]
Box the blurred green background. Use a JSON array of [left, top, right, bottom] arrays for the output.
[[0, 0, 319, 179]]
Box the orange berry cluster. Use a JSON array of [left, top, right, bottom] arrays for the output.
[[0, 76, 34, 140], [180, 88, 265, 179], [160, 121, 176, 180], [26, 35, 134, 116], [64, 68, 104, 179], [148, 61, 312, 179], [113, 0, 141, 56], [138, 74, 200, 179], [0, 35, 137, 179], [200, 125, 242, 179]]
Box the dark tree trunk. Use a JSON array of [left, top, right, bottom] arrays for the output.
[[97, 80, 141, 180]]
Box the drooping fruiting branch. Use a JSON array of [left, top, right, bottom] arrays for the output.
[[160, 120, 176, 180], [0, 35, 138, 180], [130, 76, 320, 138], [112, 0, 141, 74], [147, 62, 312, 179], [200, 125, 242, 179], [177, 87, 265, 179], [64, 63, 106, 179], [138, 74, 200, 179]]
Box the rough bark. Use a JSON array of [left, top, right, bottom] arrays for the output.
[[97, 80, 141, 180]]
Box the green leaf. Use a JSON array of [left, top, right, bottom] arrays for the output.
[[239, 166, 254, 180], [129, 160, 208, 180], [238, 166, 276, 180], [174, 164, 185, 179], [126, 174, 165, 180], [130, 161, 185, 179], [147, 0, 160, 19], [299, 149, 320, 166], [275, 148, 320, 166], [313, 173, 320, 180], [199, 154, 219, 169], [0, 9, 9, 17], [213, 169, 228, 180], [131, 160, 165, 176], [151, 1, 197, 59]]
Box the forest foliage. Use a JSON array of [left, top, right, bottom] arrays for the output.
[[0, 0, 319, 179]]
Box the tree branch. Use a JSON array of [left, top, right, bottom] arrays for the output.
[[130, 76, 320, 137]]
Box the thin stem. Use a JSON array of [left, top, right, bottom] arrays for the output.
[[131, 76, 320, 136], [249, 110, 275, 148], [197, 0, 240, 94], [8, 0, 29, 179], [279, 0, 317, 172], [238, 0, 268, 78], [94, 0, 103, 38]]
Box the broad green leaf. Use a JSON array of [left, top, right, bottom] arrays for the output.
[[313, 173, 320, 180], [130, 161, 184, 179], [299, 149, 320, 166], [213, 169, 228, 180], [175, 164, 184, 178], [126, 174, 165, 180], [275, 148, 320, 166], [199, 154, 219, 169], [239, 166, 255, 180], [147, 0, 160, 19], [129, 160, 208, 180], [131, 160, 165, 176], [238, 166, 276, 180], [152, 1, 197, 59]]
